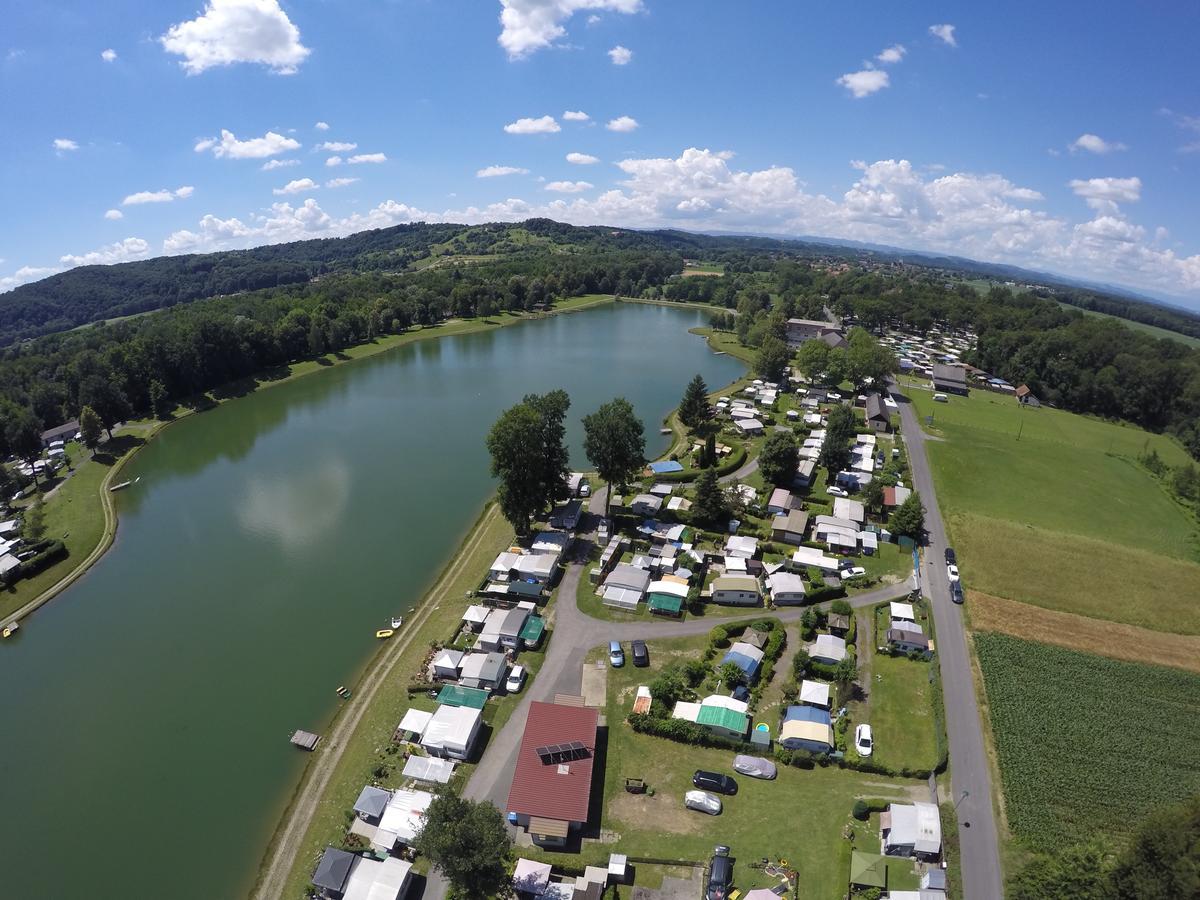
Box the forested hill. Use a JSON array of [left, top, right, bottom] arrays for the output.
[[0, 220, 813, 345]]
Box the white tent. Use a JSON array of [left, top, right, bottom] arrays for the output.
[[341, 856, 414, 900], [513, 858, 552, 895], [373, 788, 433, 850], [397, 708, 433, 738], [402, 755, 456, 784]]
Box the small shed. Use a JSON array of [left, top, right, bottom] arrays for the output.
[[849, 851, 889, 889], [353, 785, 391, 822], [396, 708, 433, 740], [312, 847, 356, 896], [402, 755, 456, 785], [433, 648, 464, 679]]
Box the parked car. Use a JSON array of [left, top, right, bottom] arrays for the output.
[[706, 848, 733, 900], [950, 581, 965, 605], [732, 754, 777, 780], [944, 547, 957, 565], [631, 639, 649, 667], [933, 392, 949, 402], [609, 641, 625, 667], [684, 790, 723, 815], [693, 770, 738, 795], [855, 723, 874, 757], [505, 665, 526, 693], [731, 684, 750, 703], [946, 564, 960, 583], [841, 566, 867, 579], [827, 486, 850, 498]]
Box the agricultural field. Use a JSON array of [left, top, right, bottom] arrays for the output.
[[974, 633, 1200, 847], [1055, 301, 1200, 349]]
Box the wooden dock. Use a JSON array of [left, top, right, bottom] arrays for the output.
[[290, 730, 321, 751]]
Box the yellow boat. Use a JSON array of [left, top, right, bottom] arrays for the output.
[[2, 622, 18, 638], [375, 628, 395, 639]]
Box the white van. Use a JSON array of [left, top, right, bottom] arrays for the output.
[[932, 393, 949, 403]]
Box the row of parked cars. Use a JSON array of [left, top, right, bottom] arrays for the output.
[[945, 547, 964, 604], [608, 639, 648, 668]]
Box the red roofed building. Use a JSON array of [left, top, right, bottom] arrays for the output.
[[506, 700, 599, 847]]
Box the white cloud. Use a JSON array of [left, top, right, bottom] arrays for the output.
[[53, 138, 79, 152], [195, 129, 300, 159], [477, 165, 530, 177], [317, 141, 357, 152], [100, 48, 117, 62], [0, 266, 62, 292], [566, 152, 599, 164], [160, 0, 310, 75], [606, 115, 638, 132], [498, 0, 642, 59], [122, 186, 194, 205], [837, 69, 889, 98], [104, 209, 123, 220], [347, 152, 387, 164], [60, 237, 150, 267], [325, 177, 359, 188], [325, 156, 342, 167], [545, 180, 594, 193], [608, 44, 632, 65], [261, 158, 300, 170], [876, 44, 906, 64], [587, 14, 601, 24], [1070, 133, 1127, 155], [562, 110, 590, 121], [273, 177, 319, 195], [504, 115, 561, 134], [314, 121, 329, 131], [929, 24, 957, 46], [1069, 176, 1141, 212], [1159, 108, 1200, 153]]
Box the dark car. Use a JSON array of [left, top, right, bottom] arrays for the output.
[[944, 547, 957, 565], [950, 581, 965, 605], [631, 639, 649, 667], [693, 770, 738, 795], [731, 684, 750, 703], [706, 849, 733, 900]]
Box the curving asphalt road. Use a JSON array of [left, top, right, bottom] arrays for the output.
[[889, 382, 1004, 899]]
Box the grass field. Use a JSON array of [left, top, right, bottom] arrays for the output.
[[966, 590, 1200, 673], [1055, 302, 1200, 348], [588, 634, 927, 899], [973, 632, 1200, 848]]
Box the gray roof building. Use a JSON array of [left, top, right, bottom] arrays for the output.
[[353, 785, 391, 821], [312, 846, 356, 894]]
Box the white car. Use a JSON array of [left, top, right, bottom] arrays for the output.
[[505, 665, 526, 693], [855, 723, 874, 758], [946, 564, 960, 583], [841, 567, 867, 579], [684, 790, 723, 816], [827, 486, 850, 498]]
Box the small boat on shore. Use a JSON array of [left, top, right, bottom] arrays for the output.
[[375, 628, 395, 639], [2, 622, 18, 639], [390, 616, 403, 629], [335, 685, 351, 699], [109, 476, 141, 492]]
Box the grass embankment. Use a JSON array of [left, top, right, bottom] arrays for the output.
[[691, 327, 757, 365], [576, 633, 927, 900], [271, 505, 520, 900], [1054, 301, 1200, 349], [973, 633, 1200, 847], [5, 296, 616, 627]]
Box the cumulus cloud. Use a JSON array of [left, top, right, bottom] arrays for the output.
[[314, 121, 329, 131], [606, 115, 638, 132], [104, 209, 123, 220], [261, 158, 300, 170], [1158, 108, 1200, 153], [477, 165, 530, 177], [837, 69, 889, 98], [53, 138, 79, 152], [325, 177, 359, 188], [160, 0, 310, 75], [1069, 176, 1141, 212], [60, 237, 150, 267], [100, 48, 117, 62], [545, 180, 594, 193], [504, 115, 561, 134], [122, 185, 194, 205], [929, 24, 957, 46], [498, 0, 642, 59], [1070, 133, 1127, 155], [876, 44, 906, 64], [195, 129, 300, 159], [325, 156, 342, 167], [608, 45, 632, 65], [0, 266, 62, 292], [317, 141, 357, 152], [273, 177, 318, 195], [347, 152, 386, 164], [562, 110, 590, 121], [566, 152, 599, 164]]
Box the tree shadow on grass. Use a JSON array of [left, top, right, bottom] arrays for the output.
[[93, 434, 146, 467]]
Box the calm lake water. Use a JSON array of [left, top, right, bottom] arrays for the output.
[[0, 303, 744, 900]]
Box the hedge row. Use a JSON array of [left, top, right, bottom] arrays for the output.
[[628, 711, 746, 751], [16, 539, 67, 579], [656, 445, 749, 483], [774, 742, 939, 780]]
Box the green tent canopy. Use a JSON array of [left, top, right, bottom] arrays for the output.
[[436, 684, 489, 709], [519, 615, 546, 645], [647, 592, 684, 615], [849, 850, 888, 889]]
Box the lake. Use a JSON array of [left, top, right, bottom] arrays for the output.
[[0, 302, 745, 899]]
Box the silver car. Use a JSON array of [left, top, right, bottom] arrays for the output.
[[684, 790, 723, 815], [732, 754, 777, 780]]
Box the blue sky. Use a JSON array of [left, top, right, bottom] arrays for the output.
[[3, 0, 1199, 306]]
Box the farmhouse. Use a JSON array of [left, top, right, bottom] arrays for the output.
[[882, 801, 942, 858], [786, 318, 841, 348], [506, 701, 599, 847], [930, 364, 969, 396]]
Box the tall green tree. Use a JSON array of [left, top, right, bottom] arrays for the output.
[[5, 406, 44, 486], [78, 375, 130, 440], [1009, 842, 1114, 900], [692, 467, 727, 526], [754, 335, 790, 382], [758, 430, 799, 486], [678, 374, 711, 429], [702, 432, 717, 468], [523, 390, 571, 506], [486, 402, 544, 535], [889, 491, 926, 540], [1109, 793, 1200, 899], [583, 397, 645, 515], [794, 340, 832, 382], [862, 478, 885, 514], [79, 406, 104, 457], [413, 792, 512, 900], [148, 379, 168, 419], [23, 496, 46, 542]]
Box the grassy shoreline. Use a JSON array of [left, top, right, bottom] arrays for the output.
[[0, 295, 615, 630]]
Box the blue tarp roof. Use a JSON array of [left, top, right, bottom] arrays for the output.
[[783, 705, 831, 726], [648, 460, 683, 474], [721, 650, 761, 676]]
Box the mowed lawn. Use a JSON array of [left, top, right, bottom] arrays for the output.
[[592, 635, 928, 900]]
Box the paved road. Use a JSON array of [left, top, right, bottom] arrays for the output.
[[890, 383, 1004, 899]]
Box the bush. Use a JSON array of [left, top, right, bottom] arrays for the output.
[[628, 712, 745, 751], [15, 539, 67, 579], [852, 799, 869, 820]]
